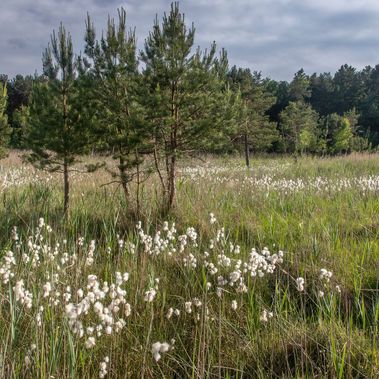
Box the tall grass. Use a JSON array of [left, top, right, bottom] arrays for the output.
[[0, 152, 378, 378]]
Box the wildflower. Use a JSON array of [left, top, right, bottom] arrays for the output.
[[94, 301, 104, 314], [231, 300, 238, 310], [124, 303, 131, 317], [229, 270, 241, 284], [43, 282, 52, 298], [185, 301, 192, 314], [192, 298, 202, 307], [11, 226, 19, 241], [151, 341, 170, 362], [86, 240, 96, 266], [85, 336, 96, 349], [319, 268, 333, 282], [166, 307, 174, 319], [106, 325, 113, 334], [216, 287, 223, 298], [99, 356, 109, 378], [36, 306, 44, 327], [13, 280, 33, 308], [260, 309, 273, 322], [209, 213, 217, 225], [296, 277, 305, 292], [86, 326, 94, 335], [144, 288, 157, 302]]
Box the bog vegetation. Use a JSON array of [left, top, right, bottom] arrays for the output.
[[0, 2, 378, 378]]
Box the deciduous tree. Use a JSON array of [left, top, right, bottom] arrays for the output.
[[280, 101, 319, 155]]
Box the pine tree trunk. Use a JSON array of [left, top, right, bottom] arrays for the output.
[[121, 179, 130, 203], [63, 160, 69, 214], [154, 140, 166, 198], [119, 156, 130, 204], [168, 154, 176, 210], [136, 149, 141, 217], [244, 133, 250, 167], [164, 84, 178, 212]]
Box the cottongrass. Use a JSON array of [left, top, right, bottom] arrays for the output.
[[0, 212, 351, 377], [0, 153, 377, 377]]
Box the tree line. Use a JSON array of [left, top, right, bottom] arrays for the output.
[[0, 3, 378, 213]]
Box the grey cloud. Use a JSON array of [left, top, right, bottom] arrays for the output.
[[1, 0, 379, 80], [8, 38, 28, 49]]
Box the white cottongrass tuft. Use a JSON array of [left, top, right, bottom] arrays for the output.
[[151, 341, 171, 362], [231, 300, 238, 310], [260, 309, 273, 322], [296, 277, 305, 292], [144, 288, 157, 302]]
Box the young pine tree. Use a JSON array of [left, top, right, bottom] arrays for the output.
[[228, 68, 277, 166], [26, 24, 88, 214], [82, 9, 146, 205], [0, 81, 11, 158], [141, 2, 233, 210]]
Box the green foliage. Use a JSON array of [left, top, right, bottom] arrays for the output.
[[0, 82, 11, 158], [350, 135, 370, 152], [279, 101, 319, 154], [321, 111, 357, 154], [332, 64, 365, 115], [289, 68, 311, 102], [141, 2, 234, 208], [5, 75, 34, 127], [26, 24, 88, 212], [299, 127, 317, 153], [228, 68, 278, 161], [309, 72, 335, 116], [11, 105, 29, 148], [332, 117, 353, 154], [82, 8, 146, 200]]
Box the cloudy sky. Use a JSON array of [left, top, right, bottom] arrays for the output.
[[1, 0, 379, 81]]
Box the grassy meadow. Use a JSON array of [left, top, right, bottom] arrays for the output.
[[0, 151, 378, 378]]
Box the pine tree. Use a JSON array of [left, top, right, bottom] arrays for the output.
[[11, 105, 29, 148], [309, 72, 335, 116], [82, 8, 146, 205], [141, 2, 233, 210], [26, 24, 87, 214], [333, 64, 364, 115], [289, 69, 311, 102], [359, 65, 379, 144], [228, 68, 277, 166], [0, 81, 11, 158]]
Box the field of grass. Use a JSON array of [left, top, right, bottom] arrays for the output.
[[0, 151, 378, 378]]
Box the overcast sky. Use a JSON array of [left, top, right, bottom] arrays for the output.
[[1, 0, 379, 81]]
